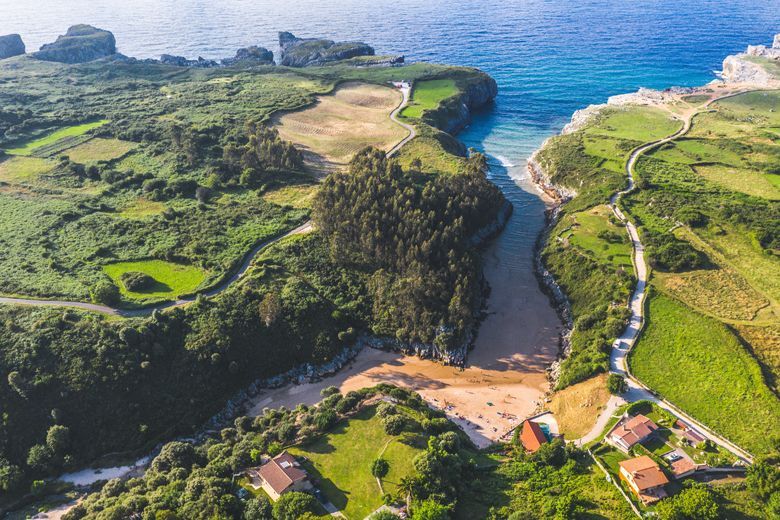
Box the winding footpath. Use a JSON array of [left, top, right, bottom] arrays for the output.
[[0, 83, 416, 319], [576, 91, 756, 464]]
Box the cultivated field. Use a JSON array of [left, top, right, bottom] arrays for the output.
[[274, 82, 406, 172]]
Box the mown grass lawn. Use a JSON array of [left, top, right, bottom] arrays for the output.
[[288, 405, 426, 520], [4, 120, 109, 155], [630, 294, 780, 455], [103, 259, 208, 302], [400, 79, 458, 119]]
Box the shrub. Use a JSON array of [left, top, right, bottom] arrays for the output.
[[272, 491, 317, 520], [120, 271, 156, 291], [607, 374, 627, 395], [91, 280, 120, 305], [382, 415, 407, 436], [372, 458, 390, 478], [377, 402, 397, 418]]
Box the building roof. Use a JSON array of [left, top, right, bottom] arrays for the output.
[[520, 420, 548, 452], [670, 457, 698, 477], [610, 414, 658, 448], [619, 456, 669, 491], [257, 451, 308, 495]]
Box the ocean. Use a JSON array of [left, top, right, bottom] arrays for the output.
[[2, 0, 778, 354]]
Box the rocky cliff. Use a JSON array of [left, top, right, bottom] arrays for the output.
[[278, 31, 374, 67], [222, 46, 274, 66], [721, 33, 780, 85], [0, 34, 25, 60], [33, 25, 116, 63], [420, 73, 498, 134]]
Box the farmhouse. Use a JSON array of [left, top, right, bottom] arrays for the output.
[[520, 419, 548, 453], [618, 455, 669, 504], [247, 451, 312, 501], [607, 414, 659, 452]]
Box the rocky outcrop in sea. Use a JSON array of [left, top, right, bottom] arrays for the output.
[[222, 46, 274, 66], [721, 33, 780, 85], [158, 46, 275, 68], [0, 34, 25, 60], [278, 31, 375, 67], [33, 25, 116, 64]]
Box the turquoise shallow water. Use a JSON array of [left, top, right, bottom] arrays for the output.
[[3, 0, 778, 354]]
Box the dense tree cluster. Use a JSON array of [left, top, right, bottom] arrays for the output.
[[60, 385, 453, 520], [220, 125, 304, 187], [313, 147, 505, 348]]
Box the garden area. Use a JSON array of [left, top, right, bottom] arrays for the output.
[[289, 403, 429, 519]]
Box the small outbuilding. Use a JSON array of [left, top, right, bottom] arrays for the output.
[[520, 419, 548, 453]]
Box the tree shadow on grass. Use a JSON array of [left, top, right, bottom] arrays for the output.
[[131, 279, 173, 295], [298, 458, 351, 512]]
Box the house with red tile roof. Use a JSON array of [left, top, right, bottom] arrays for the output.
[[520, 419, 548, 453], [619, 455, 669, 504], [607, 414, 659, 453], [247, 451, 312, 501]]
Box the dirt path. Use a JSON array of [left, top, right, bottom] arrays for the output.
[[575, 89, 756, 463]]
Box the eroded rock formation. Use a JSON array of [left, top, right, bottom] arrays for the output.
[[0, 34, 25, 60], [33, 25, 116, 63]]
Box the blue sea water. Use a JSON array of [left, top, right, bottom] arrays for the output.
[[2, 0, 778, 353]]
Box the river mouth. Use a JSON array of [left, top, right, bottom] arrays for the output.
[[245, 153, 563, 448]]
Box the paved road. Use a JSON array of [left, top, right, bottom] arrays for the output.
[[576, 90, 756, 464], [386, 83, 416, 156], [0, 83, 417, 319]]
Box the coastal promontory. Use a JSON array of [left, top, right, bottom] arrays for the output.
[[32, 24, 116, 63], [278, 31, 375, 66]]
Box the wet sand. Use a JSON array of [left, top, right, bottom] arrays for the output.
[[248, 172, 562, 448]]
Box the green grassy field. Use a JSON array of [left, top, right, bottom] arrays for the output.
[[0, 156, 56, 181], [64, 137, 137, 163], [630, 294, 780, 455], [261, 184, 319, 209], [395, 135, 466, 175], [563, 205, 633, 267], [117, 198, 167, 219], [585, 106, 681, 142], [4, 120, 109, 156], [103, 259, 208, 302], [400, 79, 458, 119], [694, 164, 780, 200], [288, 405, 426, 520]]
